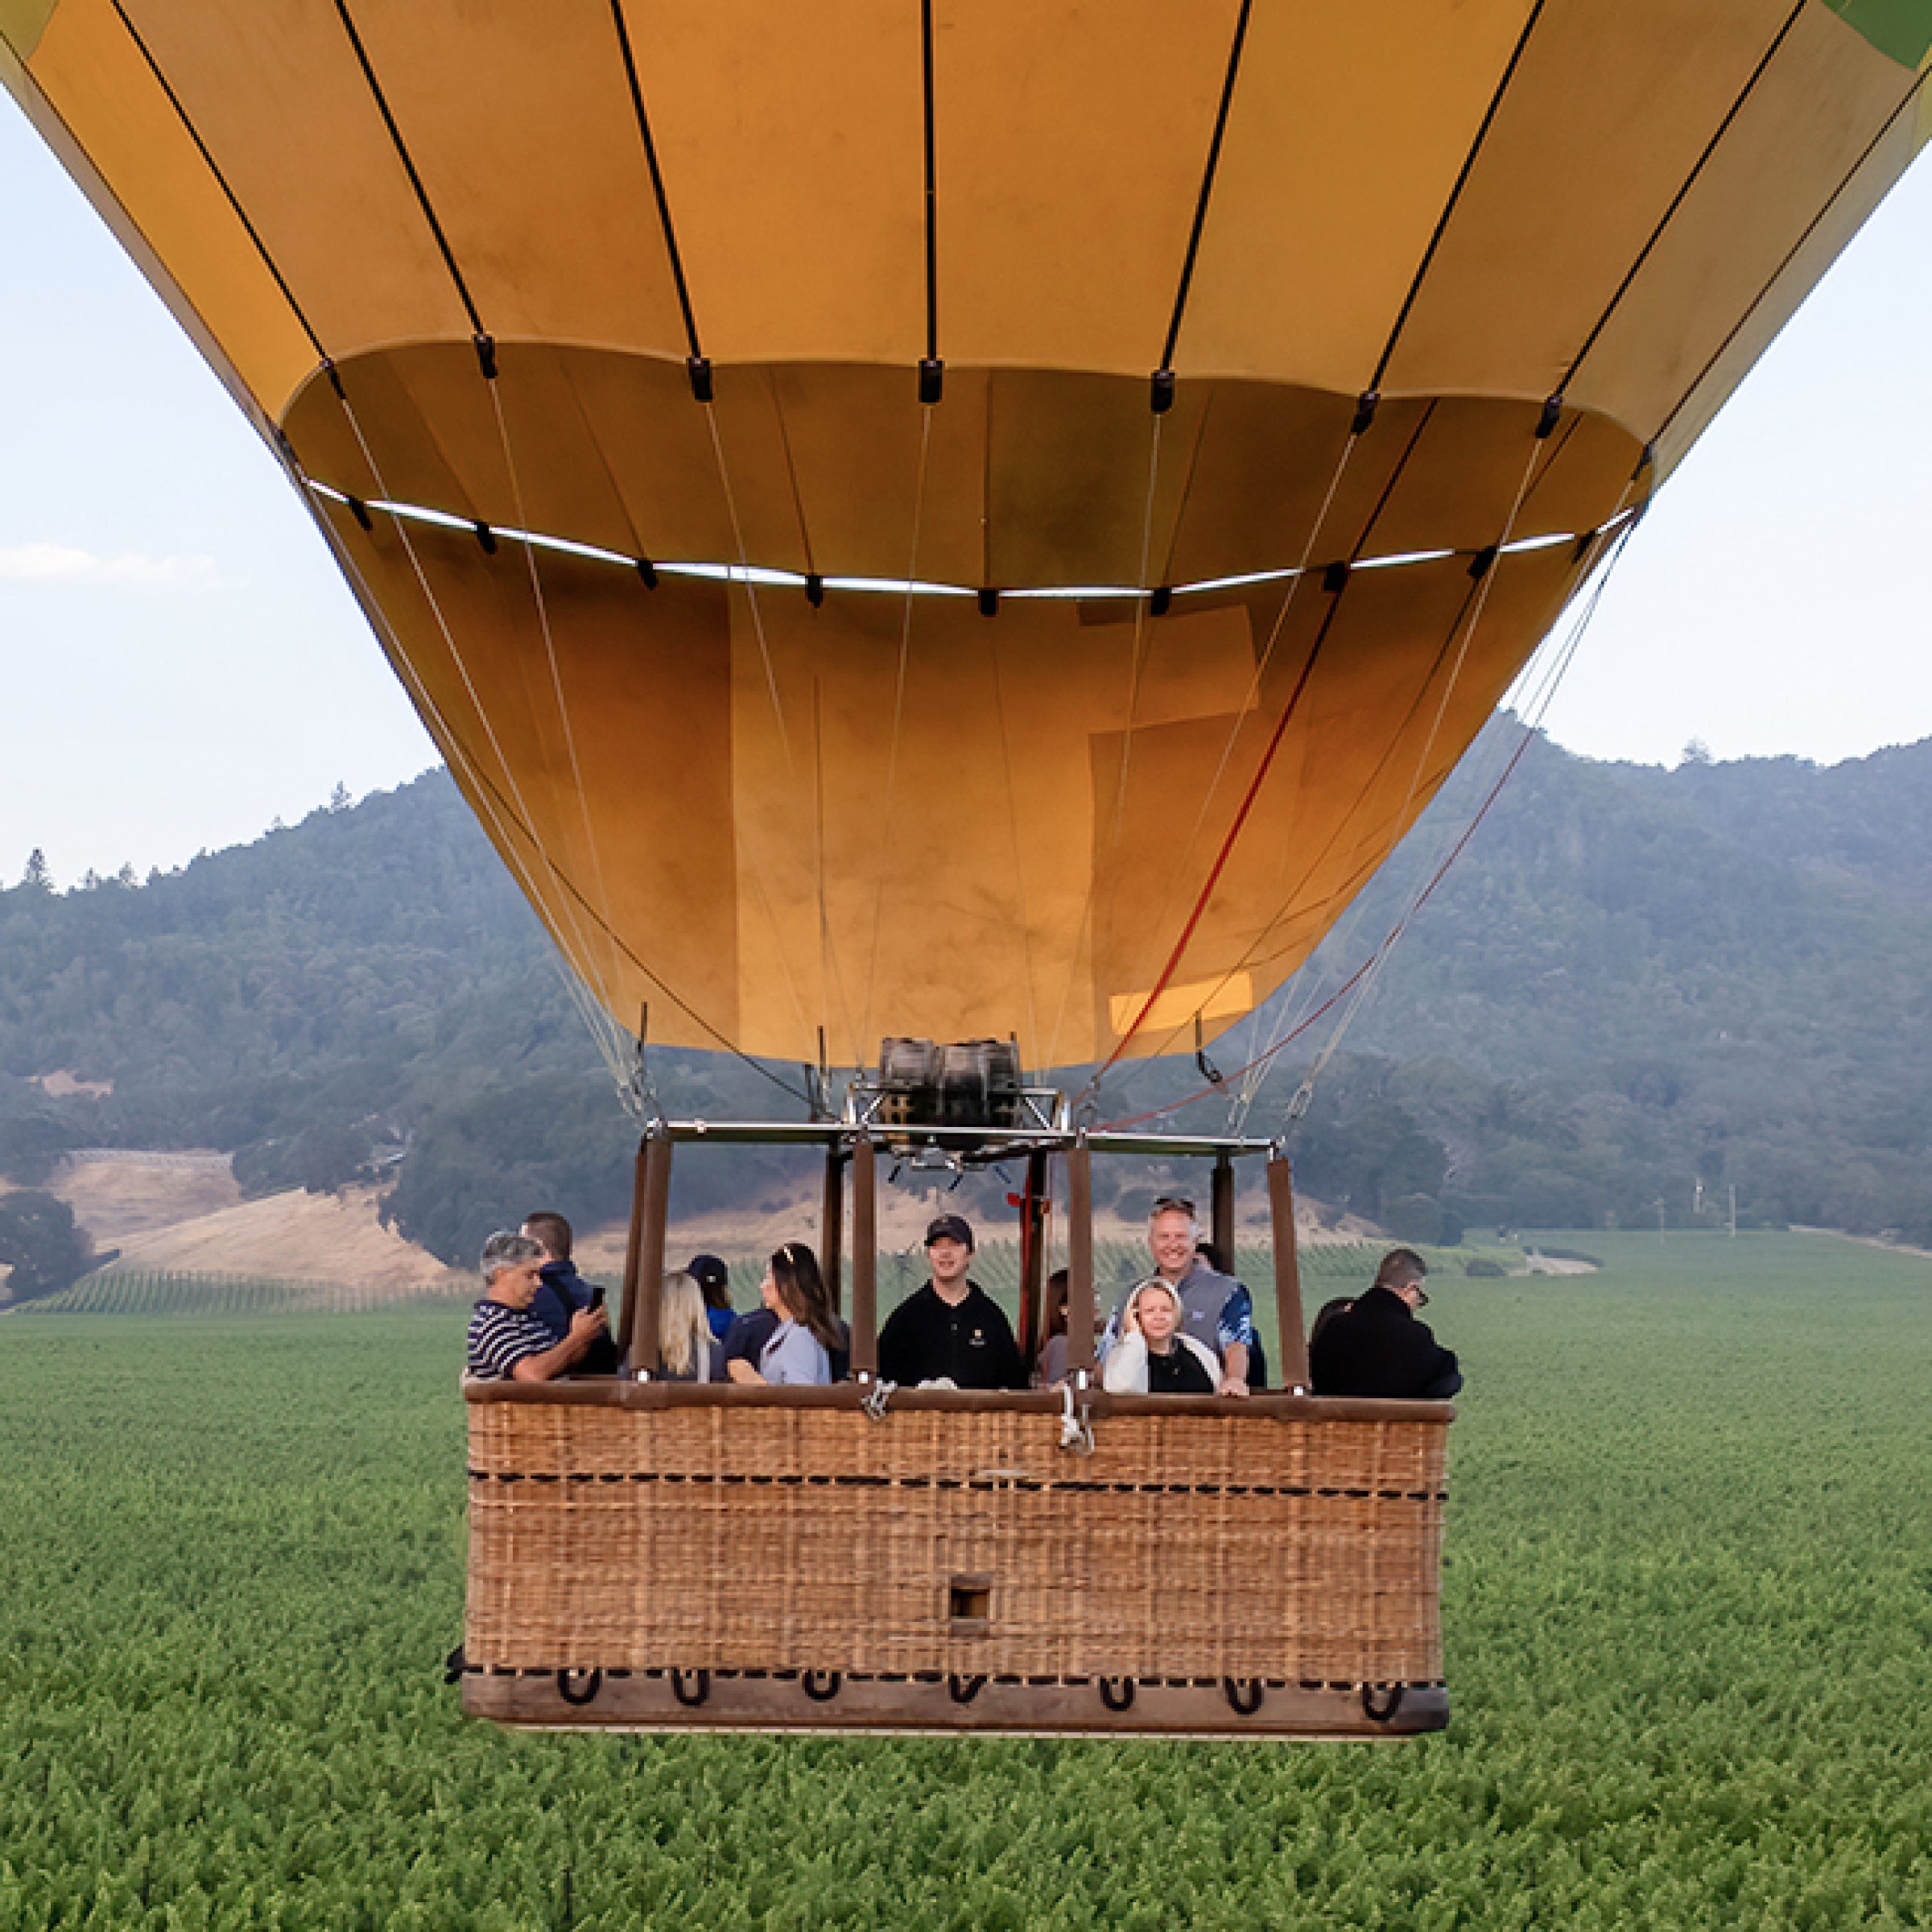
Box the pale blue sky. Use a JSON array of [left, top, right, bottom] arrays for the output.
[[5, 95, 1932, 887]]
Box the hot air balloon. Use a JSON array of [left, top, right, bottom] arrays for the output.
[[8, 0, 1926, 1737]]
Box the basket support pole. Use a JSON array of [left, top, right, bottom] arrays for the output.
[[626, 1129, 673, 1377], [616, 1136, 648, 1364], [1267, 1153, 1310, 1393], [821, 1145, 845, 1315], [1068, 1135, 1096, 1377], [1018, 1149, 1050, 1368], [1211, 1153, 1236, 1270], [851, 1135, 878, 1377]]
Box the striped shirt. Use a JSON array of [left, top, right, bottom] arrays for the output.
[[467, 1298, 556, 1380]]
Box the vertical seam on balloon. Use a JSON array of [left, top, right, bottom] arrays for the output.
[[766, 371, 818, 578], [1518, 411, 1583, 526], [1121, 407, 1370, 1052], [811, 677, 861, 1075], [1340, 400, 1435, 560], [330, 0, 485, 337], [1097, 581, 1350, 1076], [1153, 390, 1219, 589], [107, 0, 328, 364], [1158, 0, 1254, 378], [980, 373, 994, 590], [1651, 58, 1930, 455], [1118, 394, 1443, 1066], [551, 352, 653, 562], [1216, 568, 1483, 1117], [698, 401, 823, 1048], [1559, 2, 1807, 396], [1044, 411, 1166, 1076], [1220, 571, 1485, 1114], [1367, 0, 1549, 398], [985, 626, 1042, 1080], [609, 0, 705, 362], [923, 0, 939, 367], [858, 406, 935, 1059]]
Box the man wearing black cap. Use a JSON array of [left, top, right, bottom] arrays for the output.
[[877, 1214, 1026, 1390]]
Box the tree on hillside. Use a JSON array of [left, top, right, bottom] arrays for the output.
[[0, 1107, 78, 1187], [19, 849, 49, 890], [0, 1191, 95, 1301]]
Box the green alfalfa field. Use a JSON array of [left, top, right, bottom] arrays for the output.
[[3, 1230, 1931, 1929]]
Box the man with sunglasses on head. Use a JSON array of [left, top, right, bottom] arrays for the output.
[[1101, 1195, 1256, 1397], [1309, 1247, 1462, 1400]]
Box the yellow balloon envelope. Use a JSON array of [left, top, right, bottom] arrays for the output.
[[6, 0, 1928, 1066]]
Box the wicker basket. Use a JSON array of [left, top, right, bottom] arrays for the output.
[[460, 1380, 1451, 1738]]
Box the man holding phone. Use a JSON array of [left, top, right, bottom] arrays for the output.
[[467, 1231, 610, 1382]]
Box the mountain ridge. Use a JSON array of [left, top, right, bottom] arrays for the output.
[[4, 720, 1930, 1274]]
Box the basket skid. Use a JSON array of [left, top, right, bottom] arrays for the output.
[[460, 1666, 1447, 1739]]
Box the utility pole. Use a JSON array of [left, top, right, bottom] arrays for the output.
[[1728, 1184, 1737, 1240], [1654, 1196, 1666, 1242]]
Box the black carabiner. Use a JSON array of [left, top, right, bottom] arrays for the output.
[[671, 1668, 711, 1707], [1361, 1682, 1406, 1724], [558, 1668, 603, 1708], [803, 1670, 842, 1703], [947, 1674, 986, 1705], [1224, 1678, 1264, 1715], [1099, 1677, 1137, 1712]]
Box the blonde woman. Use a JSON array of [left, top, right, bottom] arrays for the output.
[[1100, 1278, 1220, 1394], [656, 1269, 714, 1382]]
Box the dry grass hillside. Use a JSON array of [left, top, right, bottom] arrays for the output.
[[104, 1185, 457, 1291], [23, 1152, 1377, 1302], [52, 1150, 241, 1245], [19, 1152, 456, 1294]]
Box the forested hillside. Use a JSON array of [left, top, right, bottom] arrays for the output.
[[5, 721, 1931, 1263]]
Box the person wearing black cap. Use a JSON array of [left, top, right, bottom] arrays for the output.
[[877, 1214, 1026, 1390], [687, 1253, 734, 1340]]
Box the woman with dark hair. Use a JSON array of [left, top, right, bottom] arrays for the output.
[[1033, 1266, 1071, 1388], [732, 1241, 840, 1386]]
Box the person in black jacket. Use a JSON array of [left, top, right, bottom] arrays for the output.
[[1309, 1249, 1462, 1399], [877, 1214, 1026, 1390], [520, 1210, 621, 1376]]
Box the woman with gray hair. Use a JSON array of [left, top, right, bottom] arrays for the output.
[[466, 1228, 609, 1381]]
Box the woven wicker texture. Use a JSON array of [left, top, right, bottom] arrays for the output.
[[467, 1396, 1447, 1685]]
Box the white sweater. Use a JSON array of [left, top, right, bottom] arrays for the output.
[[1100, 1330, 1221, 1393]]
